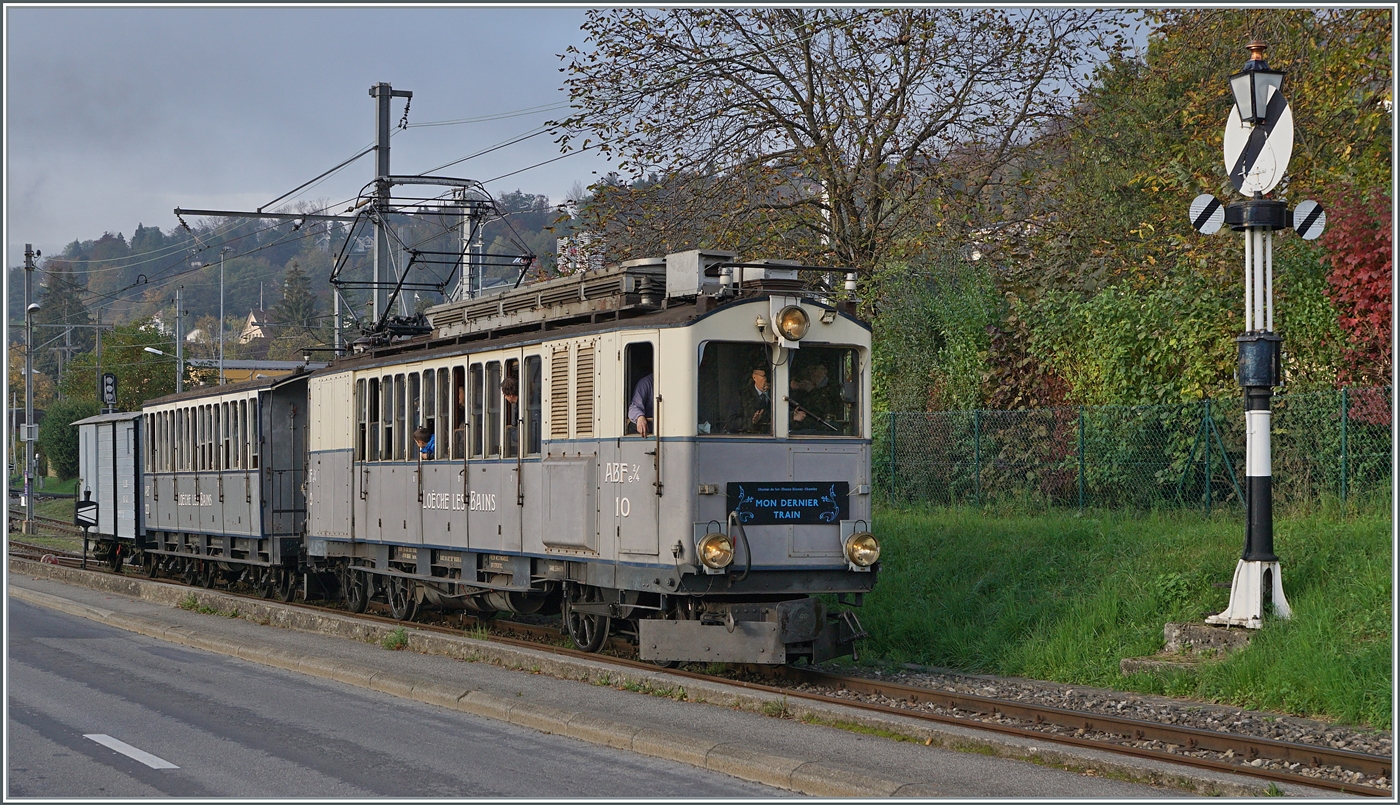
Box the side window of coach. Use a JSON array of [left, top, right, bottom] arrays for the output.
[[524, 355, 542, 456]]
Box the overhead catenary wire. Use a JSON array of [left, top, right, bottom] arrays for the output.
[[258, 145, 376, 213], [37, 218, 248, 275], [481, 145, 594, 185], [422, 127, 554, 176], [407, 101, 570, 128]]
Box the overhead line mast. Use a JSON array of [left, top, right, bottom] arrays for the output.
[[371, 82, 414, 323], [176, 82, 535, 352]]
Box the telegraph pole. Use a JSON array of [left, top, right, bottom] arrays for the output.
[[95, 307, 102, 399], [22, 244, 38, 535], [175, 287, 185, 393], [370, 82, 412, 323]]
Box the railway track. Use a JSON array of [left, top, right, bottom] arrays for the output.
[[9, 540, 84, 567], [7, 513, 86, 537], [9, 551, 1390, 796]]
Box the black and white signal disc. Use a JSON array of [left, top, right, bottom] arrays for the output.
[[1188, 194, 1224, 234], [1293, 200, 1326, 240]]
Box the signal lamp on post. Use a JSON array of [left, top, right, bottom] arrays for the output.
[[1229, 40, 1285, 125]]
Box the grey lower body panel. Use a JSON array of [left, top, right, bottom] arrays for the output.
[[638, 620, 785, 664], [637, 598, 863, 664]]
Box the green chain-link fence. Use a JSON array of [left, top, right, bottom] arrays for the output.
[[874, 387, 1391, 510]]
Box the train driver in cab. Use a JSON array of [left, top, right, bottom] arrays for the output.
[[727, 366, 772, 434], [790, 361, 839, 433]]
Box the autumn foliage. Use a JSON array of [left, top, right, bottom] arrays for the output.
[[1321, 187, 1392, 388]]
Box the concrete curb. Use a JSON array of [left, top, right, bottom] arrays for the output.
[[9, 559, 1308, 798]]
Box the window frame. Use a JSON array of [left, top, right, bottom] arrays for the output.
[[695, 340, 775, 438], [485, 361, 502, 456], [784, 344, 863, 439], [524, 355, 542, 456], [469, 364, 485, 458], [622, 341, 654, 437]]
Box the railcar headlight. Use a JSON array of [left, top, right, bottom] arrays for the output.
[[775, 305, 809, 341], [844, 532, 880, 567], [697, 533, 735, 569]]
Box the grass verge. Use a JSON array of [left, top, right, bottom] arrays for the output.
[[860, 501, 1392, 729]]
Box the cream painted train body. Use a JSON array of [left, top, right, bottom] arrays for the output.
[[105, 251, 878, 664], [306, 252, 878, 663]]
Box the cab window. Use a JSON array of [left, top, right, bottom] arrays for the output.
[[786, 346, 861, 437], [697, 342, 772, 436]]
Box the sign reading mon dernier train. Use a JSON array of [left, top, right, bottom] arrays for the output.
[[728, 482, 849, 525]]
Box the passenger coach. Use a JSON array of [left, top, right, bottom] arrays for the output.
[[137, 372, 310, 596]]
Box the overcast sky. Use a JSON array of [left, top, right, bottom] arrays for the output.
[[4, 5, 615, 269]]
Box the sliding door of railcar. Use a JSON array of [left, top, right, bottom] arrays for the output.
[[354, 375, 383, 544], [612, 335, 660, 556]]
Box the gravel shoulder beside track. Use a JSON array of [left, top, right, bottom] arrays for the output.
[[830, 664, 1392, 759]]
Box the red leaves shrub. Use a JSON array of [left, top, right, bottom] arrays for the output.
[[1320, 186, 1391, 389]]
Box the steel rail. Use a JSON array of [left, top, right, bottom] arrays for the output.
[[771, 667, 1391, 788], [8, 553, 1390, 797], [7, 513, 85, 536]]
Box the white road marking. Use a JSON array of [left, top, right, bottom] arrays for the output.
[[83, 734, 179, 769]]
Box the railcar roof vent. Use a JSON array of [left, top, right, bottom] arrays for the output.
[[425, 259, 668, 338], [737, 258, 805, 293], [665, 249, 738, 300]]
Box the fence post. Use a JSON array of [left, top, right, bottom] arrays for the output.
[[1204, 399, 1212, 516], [888, 413, 898, 503], [973, 409, 982, 507], [1077, 406, 1085, 512], [1339, 387, 1348, 504]]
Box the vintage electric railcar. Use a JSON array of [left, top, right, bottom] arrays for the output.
[[82, 250, 882, 664]]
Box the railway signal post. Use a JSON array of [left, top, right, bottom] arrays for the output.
[[1191, 41, 1327, 629]]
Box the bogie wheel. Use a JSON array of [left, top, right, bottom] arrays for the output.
[[274, 568, 298, 602], [107, 544, 124, 574], [182, 558, 200, 586], [199, 561, 219, 589], [138, 551, 158, 579], [386, 576, 418, 621], [343, 567, 370, 614], [256, 568, 276, 599], [563, 586, 610, 653]]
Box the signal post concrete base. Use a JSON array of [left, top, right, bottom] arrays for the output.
[[1206, 559, 1291, 629]]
